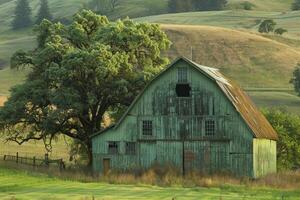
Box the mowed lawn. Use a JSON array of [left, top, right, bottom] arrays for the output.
[[0, 167, 299, 200]]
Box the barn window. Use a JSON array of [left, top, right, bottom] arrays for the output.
[[205, 119, 215, 136], [125, 142, 136, 155], [178, 67, 188, 83], [176, 84, 191, 97], [142, 120, 153, 136], [108, 142, 119, 154]]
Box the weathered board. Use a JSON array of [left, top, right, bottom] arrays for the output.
[[92, 58, 277, 178]]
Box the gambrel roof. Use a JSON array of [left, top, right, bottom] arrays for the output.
[[92, 57, 278, 141]]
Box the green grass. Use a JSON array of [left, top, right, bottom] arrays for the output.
[[0, 0, 295, 32], [0, 167, 299, 200], [248, 91, 300, 114], [136, 10, 300, 39]]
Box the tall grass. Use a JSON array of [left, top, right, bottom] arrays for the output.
[[1, 161, 299, 190]]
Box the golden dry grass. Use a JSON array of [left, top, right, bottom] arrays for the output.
[[161, 24, 300, 88]]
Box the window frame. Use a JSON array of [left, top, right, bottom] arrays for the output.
[[178, 67, 188, 83], [108, 141, 119, 154], [205, 119, 215, 136], [142, 120, 153, 136]]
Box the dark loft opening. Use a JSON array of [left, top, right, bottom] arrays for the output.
[[176, 84, 191, 97]]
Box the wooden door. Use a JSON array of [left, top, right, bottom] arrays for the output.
[[103, 158, 110, 175]]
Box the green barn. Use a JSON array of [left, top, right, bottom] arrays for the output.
[[91, 57, 278, 178]]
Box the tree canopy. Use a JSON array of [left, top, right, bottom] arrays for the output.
[[11, 0, 32, 30], [292, 0, 300, 10], [290, 63, 300, 96], [258, 19, 276, 33], [36, 0, 52, 24], [0, 10, 171, 165], [263, 108, 300, 170]]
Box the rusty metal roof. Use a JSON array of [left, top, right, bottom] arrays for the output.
[[93, 57, 278, 141], [186, 58, 278, 141]]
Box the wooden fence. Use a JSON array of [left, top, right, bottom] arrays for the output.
[[3, 152, 65, 170]]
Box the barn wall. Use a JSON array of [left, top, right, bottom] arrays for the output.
[[92, 60, 256, 177], [253, 139, 277, 178]]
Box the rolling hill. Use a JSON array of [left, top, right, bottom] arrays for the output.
[[0, 0, 300, 113], [136, 10, 300, 39], [161, 24, 300, 88], [0, 0, 295, 32]]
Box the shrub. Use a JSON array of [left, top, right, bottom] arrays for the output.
[[274, 28, 288, 35], [258, 19, 276, 33], [242, 1, 255, 10]]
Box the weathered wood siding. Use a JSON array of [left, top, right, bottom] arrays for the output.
[[253, 139, 277, 178], [92, 59, 273, 177]]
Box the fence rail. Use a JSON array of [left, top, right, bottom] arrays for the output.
[[2, 152, 65, 170]]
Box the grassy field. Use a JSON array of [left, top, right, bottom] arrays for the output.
[[161, 24, 300, 88], [0, 167, 299, 200], [0, 0, 295, 32], [136, 10, 300, 39]]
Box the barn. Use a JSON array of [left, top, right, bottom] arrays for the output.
[[91, 57, 278, 178]]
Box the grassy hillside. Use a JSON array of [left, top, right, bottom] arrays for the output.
[[136, 10, 300, 39], [228, 0, 294, 11], [0, 167, 299, 200], [162, 24, 300, 87], [0, 0, 295, 32]]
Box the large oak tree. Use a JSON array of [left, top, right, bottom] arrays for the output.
[[0, 10, 171, 165]]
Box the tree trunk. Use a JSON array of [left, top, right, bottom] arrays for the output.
[[86, 140, 93, 167]]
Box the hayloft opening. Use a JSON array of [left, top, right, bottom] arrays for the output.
[[176, 84, 191, 97]]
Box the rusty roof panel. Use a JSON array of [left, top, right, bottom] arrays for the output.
[[189, 58, 278, 141]]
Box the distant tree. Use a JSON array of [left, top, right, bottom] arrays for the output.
[[241, 1, 255, 10], [263, 108, 300, 170], [87, 0, 119, 14], [0, 10, 171, 166], [192, 0, 227, 11], [210, 0, 228, 10], [36, 0, 52, 24], [168, 0, 193, 13], [258, 19, 276, 33], [290, 64, 300, 96], [11, 0, 32, 30], [292, 0, 300, 10], [109, 0, 119, 11], [274, 28, 288, 35]]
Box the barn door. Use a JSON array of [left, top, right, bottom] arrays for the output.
[[103, 158, 111, 175], [183, 142, 210, 174], [139, 142, 157, 168]]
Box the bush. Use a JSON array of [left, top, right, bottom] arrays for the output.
[[242, 1, 255, 10], [262, 108, 300, 170], [258, 19, 276, 33], [274, 28, 288, 35]]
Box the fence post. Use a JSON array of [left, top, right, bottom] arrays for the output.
[[45, 153, 49, 167], [16, 152, 18, 163]]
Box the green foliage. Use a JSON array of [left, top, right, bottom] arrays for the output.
[[241, 1, 255, 10], [292, 0, 300, 10], [258, 19, 276, 33], [0, 10, 171, 165], [290, 64, 300, 96], [36, 0, 52, 25], [11, 0, 32, 30], [274, 28, 288, 35], [263, 108, 300, 170]]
